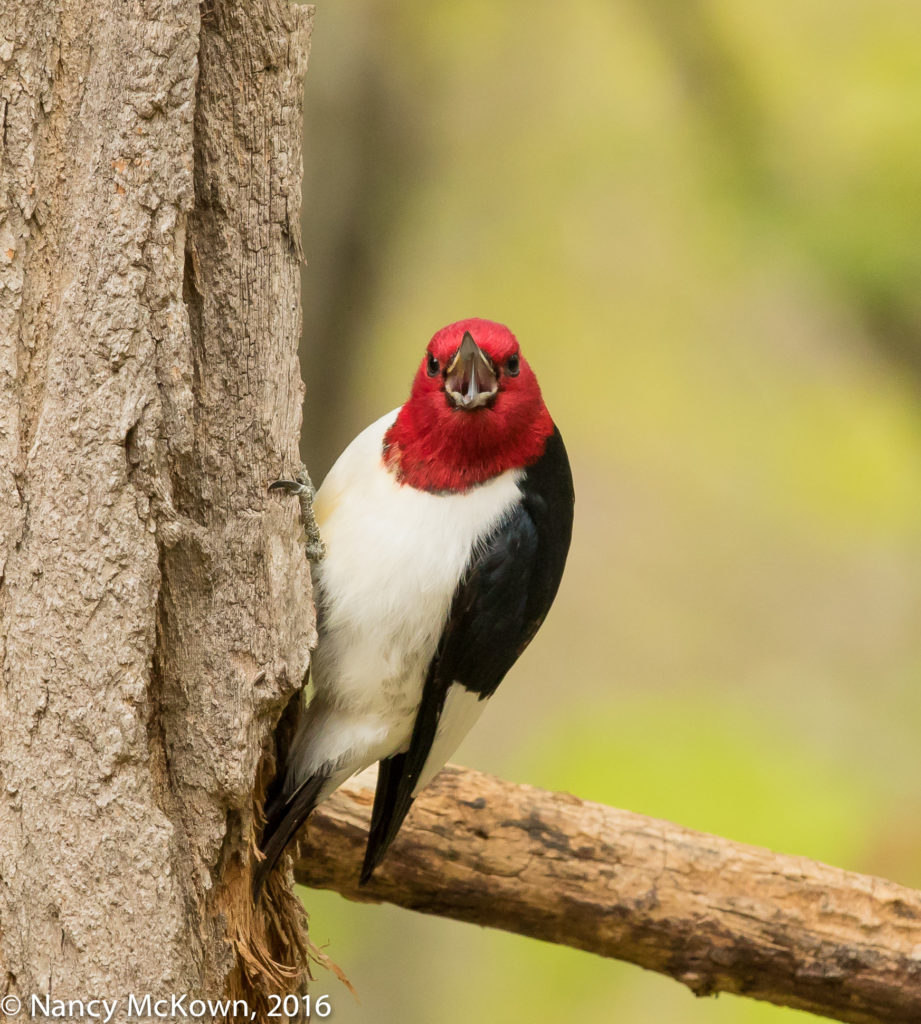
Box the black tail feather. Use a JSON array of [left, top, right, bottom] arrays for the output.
[[253, 771, 328, 900], [359, 754, 416, 885]]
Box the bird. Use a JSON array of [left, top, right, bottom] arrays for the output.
[[255, 318, 574, 894]]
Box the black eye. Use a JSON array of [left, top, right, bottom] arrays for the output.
[[426, 353, 440, 377], [506, 354, 520, 376]]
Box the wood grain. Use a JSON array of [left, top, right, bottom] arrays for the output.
[[296, 764, 921, 1024], [0, 0, 313, 1001]]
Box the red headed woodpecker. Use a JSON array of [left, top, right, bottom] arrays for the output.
[[256, 318, 574, 891]]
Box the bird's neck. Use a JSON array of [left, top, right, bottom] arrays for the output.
[[383, 400, 553, 493]]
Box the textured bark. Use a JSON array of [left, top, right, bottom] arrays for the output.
[[0, 0, 314, 1006], [297, 765, 921, 1024]]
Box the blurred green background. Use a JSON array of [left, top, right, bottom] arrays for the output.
[[294, 1, 921, 1020]]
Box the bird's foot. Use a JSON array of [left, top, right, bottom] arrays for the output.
[[269, 466, 326, 562]]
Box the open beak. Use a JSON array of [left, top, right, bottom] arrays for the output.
[[445, 332, 498, 410]]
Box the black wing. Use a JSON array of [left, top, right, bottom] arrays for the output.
[[360, 426, 574, 883]]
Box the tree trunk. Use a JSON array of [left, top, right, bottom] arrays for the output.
[[0, 0, 314, 1007]]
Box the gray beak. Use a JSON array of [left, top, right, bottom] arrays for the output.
[[445, 332, 499, 410]]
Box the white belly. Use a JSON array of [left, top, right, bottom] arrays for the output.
[[311, 409, 522, 726]]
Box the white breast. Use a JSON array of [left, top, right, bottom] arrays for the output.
[[310, 408, 522, 731]]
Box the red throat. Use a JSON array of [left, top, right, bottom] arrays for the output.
[[383, 319, 554, 493]]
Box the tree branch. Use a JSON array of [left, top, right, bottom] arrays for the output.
[[295, 765, 921, 1024]]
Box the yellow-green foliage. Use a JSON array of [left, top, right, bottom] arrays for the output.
[[298, 1, 921, 1020]]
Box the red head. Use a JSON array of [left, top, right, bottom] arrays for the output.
[[383, 318, 554, 492]]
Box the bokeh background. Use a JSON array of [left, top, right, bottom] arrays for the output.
[[293, 2, 921, 1021]]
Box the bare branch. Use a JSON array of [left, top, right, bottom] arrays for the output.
[[295, 765, 921, 1024]]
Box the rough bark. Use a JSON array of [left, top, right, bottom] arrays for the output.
[[0, 0, 314, 1006], [296, 765, 921, 1024]]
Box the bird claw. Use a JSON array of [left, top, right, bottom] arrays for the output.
[[269, 466, 326, 562], [268, 478, 307, 495]]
